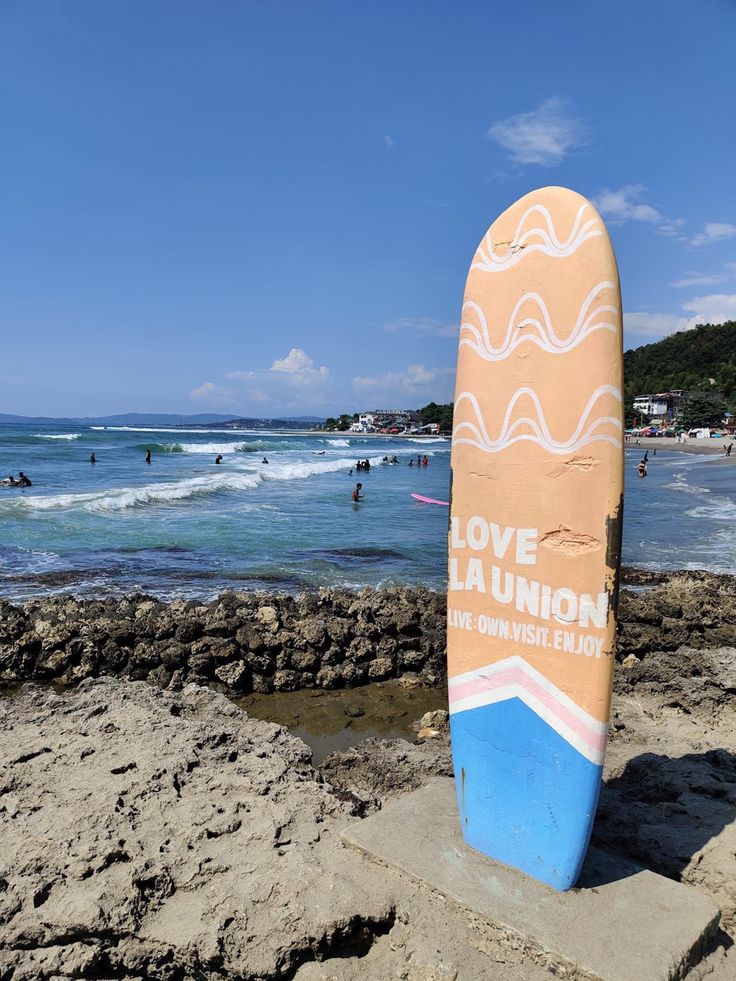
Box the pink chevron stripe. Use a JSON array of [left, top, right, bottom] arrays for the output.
[[449, 667, 607, 757]]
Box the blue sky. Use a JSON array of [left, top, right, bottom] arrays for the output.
[[1, 0, 735, 417]]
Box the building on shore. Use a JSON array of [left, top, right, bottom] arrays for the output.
[[350, 409, 421, 433], [632, 390, 686, 424]]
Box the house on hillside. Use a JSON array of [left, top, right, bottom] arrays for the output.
[[632, 390, 685, 424]]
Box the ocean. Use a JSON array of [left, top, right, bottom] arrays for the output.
[[0, 425, 733, 601]]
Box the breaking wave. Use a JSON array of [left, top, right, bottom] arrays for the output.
[[132, 442, 184, 453], [6, 455, 381, 514], [32, 433, 81, 440]]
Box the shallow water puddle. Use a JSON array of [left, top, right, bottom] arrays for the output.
[[234, 679, 448, 764]]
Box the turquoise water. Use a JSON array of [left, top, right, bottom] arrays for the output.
[[0, 426, 733, 600], [0, 426, 452, 599]]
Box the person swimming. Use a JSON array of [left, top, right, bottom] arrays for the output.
[[17, 471, 32, 487], [262, 457, 269, 464], [2, 475, 18, 486], [90, 452, 96, 464], [215, 454, 223, 464], [352, 482, 363, 502], [145, 448, 151, 464]]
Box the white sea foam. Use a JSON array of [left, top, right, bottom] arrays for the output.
[[33, 433, 81, 440], [686, 500, 736, 521], [17, 473, 263, 513], [663, 473, 711, 496], [8, 455, 381, 514], [404, 437, 448, 443], [326, 438, 350, 446], [179, 442, 249, 454]]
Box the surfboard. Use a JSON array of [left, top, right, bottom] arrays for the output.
[[447, 186, 623, 891], [411, 493, 449, 506]]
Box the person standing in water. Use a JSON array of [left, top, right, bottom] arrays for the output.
[[17, 471, 32, 486], [90, 452, 96, 464], [352, 482, 363, 502], [145, 448, 151, 464], [215, 454, 223, 465]]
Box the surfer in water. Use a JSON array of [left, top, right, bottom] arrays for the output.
[[90, 452, 96, 464], [352, 482, 363, 502], [2, 475, 18, 486], [262, 457, 269, 464], [145, 448, 151, 464], [215, 454, 223, 465], [17, 471, 32, 487]]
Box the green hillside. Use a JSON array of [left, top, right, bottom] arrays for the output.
[[624, 320, 736, 411]]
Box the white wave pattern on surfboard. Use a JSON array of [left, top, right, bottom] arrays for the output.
[[453, 386, 622, 455], [460, 281, 618, 362], [471, 203, 602, 273], [448, 655, 608, 765]]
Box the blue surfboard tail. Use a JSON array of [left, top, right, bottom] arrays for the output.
[[451, 697, 604, 891]]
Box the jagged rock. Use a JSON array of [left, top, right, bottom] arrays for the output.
[[367, 657, 394, 680], [214, 660, 249, 689], [2, 573, 734, 708]]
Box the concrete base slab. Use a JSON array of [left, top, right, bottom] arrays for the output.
[[343, 779, 720, 981]]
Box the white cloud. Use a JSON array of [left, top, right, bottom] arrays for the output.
[[670, 272, 729, 288], [353, 364, 454, 401], [189, 381, 236, 405], [593, 185, 683, 236], [681, 293, 736, 328], [689, 222, 736, 248], [194, 348, 334, 414], [383, 135, 394, 149], [624, 293, 736, 344], [623, 312, 687, 340], [383, 316, 458, 338], [487, 97, 584, 166], [228, 348, 329, 386]]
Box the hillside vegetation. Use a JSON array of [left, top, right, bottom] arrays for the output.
[[623, 320, 736, 411]]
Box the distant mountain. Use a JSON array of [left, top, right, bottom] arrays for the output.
[[0, 412, 237, 426], [0, 412, 325, 428], [624, 321, 736, 410], [186, 416, 324, 430]]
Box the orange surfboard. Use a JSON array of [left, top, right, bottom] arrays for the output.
[[447, 187, 623, 890]]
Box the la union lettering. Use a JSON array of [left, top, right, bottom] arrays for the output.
[[449, 516, 609, 631]]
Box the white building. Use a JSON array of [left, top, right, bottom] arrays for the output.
[[633, 394, 669, 418]]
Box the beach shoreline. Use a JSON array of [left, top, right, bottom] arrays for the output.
[[627, 435, 735, 456]]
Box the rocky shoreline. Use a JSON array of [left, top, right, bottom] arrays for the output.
[[1, 569, 735, 979], [1, 570, 735, 699]]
